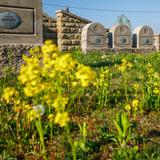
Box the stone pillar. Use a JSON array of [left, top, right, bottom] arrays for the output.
[[154, 34, 160, 51], [56, 11, 63, 51], [56, 10, 91, 51]]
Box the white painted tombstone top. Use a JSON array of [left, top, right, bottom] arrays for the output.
[[81, 22, 107, 53], [110, 24, 131, 35], [133, 25, 154, 37], [109, 24, 132, 48], [133, 25, 154, 48]]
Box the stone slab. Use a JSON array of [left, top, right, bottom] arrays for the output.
[[109, 24, 132, 48], [81, 22, 108, 53], [133, 25, 154, 49]]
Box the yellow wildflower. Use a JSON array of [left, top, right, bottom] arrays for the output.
[[27, 109, 38, 122], [48, 114, 54, 122], [24, 104, 32, 112], [45, 40, 54, 45], [53, 96, 69, 111], [153, 88, 160, 95], [132, 99, 139, 107], [125, 104, 131, 110], [132, 99, 139, 112], [133, 84, 139, 91], [42, 43, 57, 54], [2, 87, 19, 103], [54, 112, 70, 127], [76, 65, 96, 87], [54, 54, 77, 72]]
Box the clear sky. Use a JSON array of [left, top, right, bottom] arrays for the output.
[[42, 0, 160, 33]]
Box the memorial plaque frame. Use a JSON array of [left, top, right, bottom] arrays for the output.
[[0, 5, 35, 34]]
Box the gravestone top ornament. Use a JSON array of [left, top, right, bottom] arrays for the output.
[[0, 12, 21, 29]]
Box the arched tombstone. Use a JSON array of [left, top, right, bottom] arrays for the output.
[[81, 22, 108, 53], [109, 24, 132, 48], [133, 25, 154, 49]]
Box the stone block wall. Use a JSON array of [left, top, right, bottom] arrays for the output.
[[43, 13, 57, 44], [56, 10, 91, 51], [154, 34, 160, 51]]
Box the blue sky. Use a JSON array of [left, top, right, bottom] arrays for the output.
[[42, 0, 160, 33]]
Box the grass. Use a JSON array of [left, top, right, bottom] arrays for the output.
[[0, 46, 160, 160]]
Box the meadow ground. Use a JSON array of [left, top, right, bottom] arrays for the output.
[[0, 42, 160, 160]]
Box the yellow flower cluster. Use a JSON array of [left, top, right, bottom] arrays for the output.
[[125, 99, 139, 116], [2, 87, 34, 119], [53, 95, 69, 111], [146, 63, 160, 96], [2, 40, 96, 127], [96, 67, 109, 87], [54, 112, 70, 127], [118, 59, 133, 73], [76, 65, 96, 87], [2, 87, 19, 103], [18, 56, 45, 97]]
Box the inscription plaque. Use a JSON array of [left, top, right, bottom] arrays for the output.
[[89, 36, 104, 45], [140, 37, 152, 45], [0, 12, 21, 29], [117, 36, 129, 45]]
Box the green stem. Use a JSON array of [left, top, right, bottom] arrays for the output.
[[35, 116, 47, 160]]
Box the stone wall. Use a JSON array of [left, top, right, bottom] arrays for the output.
[[43, 13, 57, 44], [56, 10, 92, 51], [0, 45, 34, 76], [154, 34, 160, 51]]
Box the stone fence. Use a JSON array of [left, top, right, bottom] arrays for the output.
[[0, 45, 34, 76], [43, 9, 159, 52], [56, 10, 91, 51]]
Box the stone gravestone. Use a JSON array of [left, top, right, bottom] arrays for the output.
[[0, 0, 43, 44], [133, 25, 154, 49], [109, 24, 132, 48], [81, 22, 108, 53]]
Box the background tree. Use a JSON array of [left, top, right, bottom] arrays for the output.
[[116, 15, 132, 29]]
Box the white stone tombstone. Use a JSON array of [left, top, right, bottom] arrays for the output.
[[81, 22, 108, 53], [133, 25, 154, 49], [109, 24, 132, 48]]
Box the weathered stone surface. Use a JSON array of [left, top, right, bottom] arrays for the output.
[[61, 27, 71, 33], [109, 24, 132, 49], [56, 9, 91, 51], [0, 0, 43, 44], [0, 45, 36, 76], [154, 34, 160, 51], [43, 13, 57, 43], [81, 22, 108, 53], [61, 40, 72, 45], [133, 25, 154, 49]]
